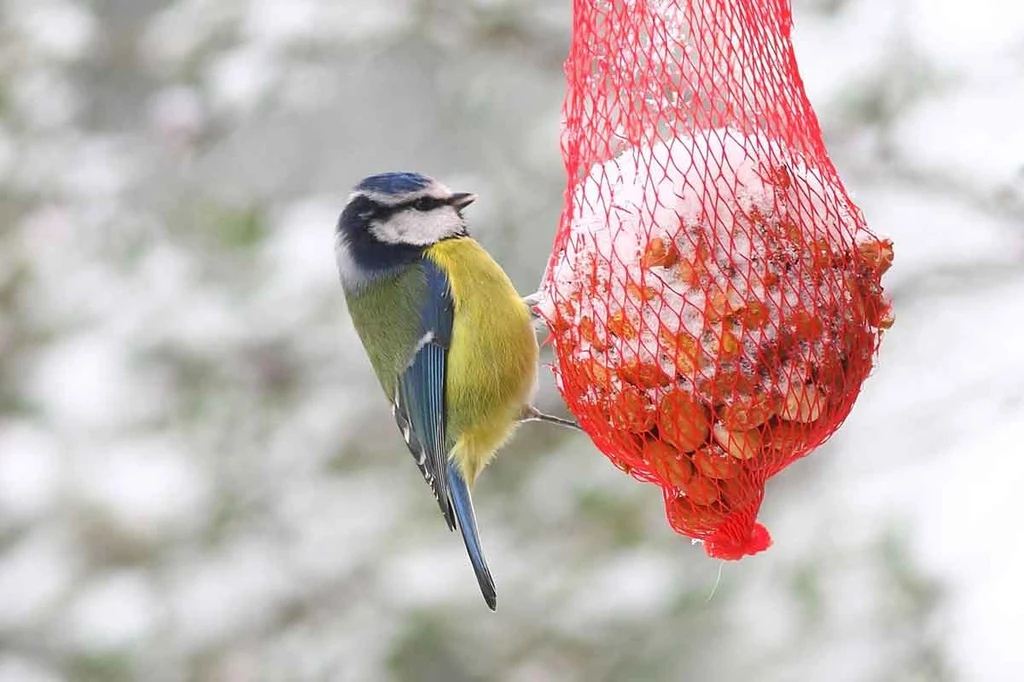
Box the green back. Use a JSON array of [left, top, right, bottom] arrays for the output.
[[345, 266, 425, 399]]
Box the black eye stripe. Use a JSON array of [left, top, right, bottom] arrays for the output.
[[406, 196, 446, 211], [358, 196, 452, 222], [371, 197, 447, 218]]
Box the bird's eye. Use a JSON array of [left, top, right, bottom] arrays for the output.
[[412, 197, 433, 211]]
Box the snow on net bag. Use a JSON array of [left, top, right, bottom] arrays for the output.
[[538, 0, 893, 559]]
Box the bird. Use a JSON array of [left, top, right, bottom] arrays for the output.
[[335, 171, 577, 610]]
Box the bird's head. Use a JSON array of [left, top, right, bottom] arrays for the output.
[[336, 172, 476, 287]]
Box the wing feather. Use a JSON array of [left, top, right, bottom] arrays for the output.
[[392, 260, 455, 530]]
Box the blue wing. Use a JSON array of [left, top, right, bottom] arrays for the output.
[[393, 257, 497, 610], [393, 259, 456, 530]]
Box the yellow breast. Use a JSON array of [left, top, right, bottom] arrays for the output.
[[425, 238, 538, 482]]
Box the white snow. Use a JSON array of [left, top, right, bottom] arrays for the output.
[[243, 0, 318, 46], [854, 182, 1013, 291], [8, 0, 98, 62], [28, 332, 159, 432], [7, 66, 80, 130], [168, 537, 296, 651], [907, 0, 1024, 71], [0, 422, 61, 522], [541, 128, 888, 412], [205, 46, 282, 115], [0, 528, 80, 631], [71, 437, 211, 541], [61, 570, 161, 652], [563, 549, 675, 624], [0, 122, 15, 183], [791, 0, 899, 118], [0, 656, 64, 682], [147, 85, 208, 147], [377, 547, 471, 608], [892, 83, 1024, 194], [263, 198, 347, 300]]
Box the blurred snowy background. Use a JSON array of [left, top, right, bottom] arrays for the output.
[[0, 0, 1022, 680]]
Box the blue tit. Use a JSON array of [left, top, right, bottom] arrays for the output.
[[336, 171, 576, 610]]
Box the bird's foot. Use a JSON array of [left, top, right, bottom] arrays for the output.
[[522, 291, 543, 321], [522, 291, 551, 332]]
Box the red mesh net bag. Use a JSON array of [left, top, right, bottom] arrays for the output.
[[537, 0, 894, 560]]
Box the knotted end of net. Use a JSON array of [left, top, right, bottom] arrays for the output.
[[705, 520, 772, 561]]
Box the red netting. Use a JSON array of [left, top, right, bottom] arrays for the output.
[[538, 0, 893, 560]]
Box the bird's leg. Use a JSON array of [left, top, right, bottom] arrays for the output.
[[521, 405, 584, 432]]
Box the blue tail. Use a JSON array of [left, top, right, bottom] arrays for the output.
[[447, 461, 496, 611]]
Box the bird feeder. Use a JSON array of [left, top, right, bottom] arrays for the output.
[[538, 0, 893, 559]]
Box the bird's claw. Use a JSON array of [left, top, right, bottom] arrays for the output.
[[522, 291, 543, 320]]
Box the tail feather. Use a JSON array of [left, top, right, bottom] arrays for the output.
[[447, 461, 497, 611]]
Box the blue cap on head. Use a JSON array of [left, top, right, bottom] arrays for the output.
[[356, 172, 432, 195]]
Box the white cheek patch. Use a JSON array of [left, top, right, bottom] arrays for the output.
[[370, 206, 463, 246]]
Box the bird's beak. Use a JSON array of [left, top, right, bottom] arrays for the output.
[[449, 192, 477, 209]]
